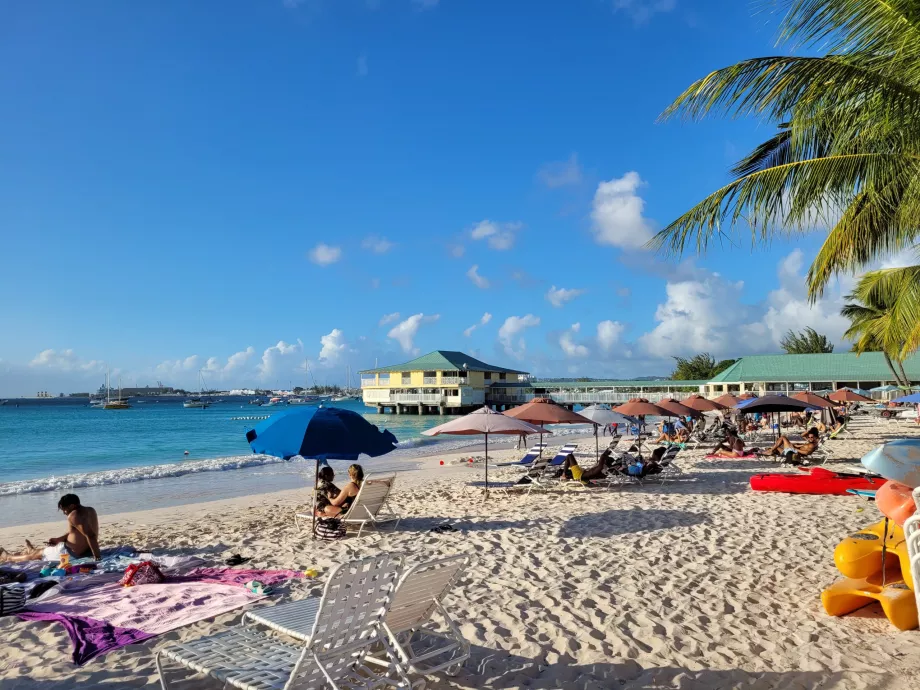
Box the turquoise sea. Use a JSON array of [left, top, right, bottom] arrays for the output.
[[0, 397, 496, 527]]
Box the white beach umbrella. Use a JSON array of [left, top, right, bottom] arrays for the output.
[[422, 406, 546, 497], [578, 405, 635, 462]]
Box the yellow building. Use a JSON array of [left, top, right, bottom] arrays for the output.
[[360, 350, 530, 415]]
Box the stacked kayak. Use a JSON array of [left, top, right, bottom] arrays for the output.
[[822, 519, 917, 630], [750, 467, 886, 495], [821, 439, 920, 631]]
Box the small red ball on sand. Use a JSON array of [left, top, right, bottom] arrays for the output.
[[439, 460, 444, 465]]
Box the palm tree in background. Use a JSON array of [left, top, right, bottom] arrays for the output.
[[841, 265, 920, 384], [652, 0, 920, 356], [780, 327, 834, 354]]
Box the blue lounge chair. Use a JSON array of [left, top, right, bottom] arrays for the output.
[[496, 443, 547, 467]]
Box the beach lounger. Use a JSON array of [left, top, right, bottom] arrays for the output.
[[370, 554, 470, 677], [295, 473, 400, 538], [495, 444, 547, 467], [548, 444, 579, 466], [904, 488, 920, 620], [156, 553, 410, 690]]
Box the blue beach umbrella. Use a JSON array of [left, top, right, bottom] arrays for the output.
[[246, 406, 398, 538], [246, 406, 398, 460], [891, 392, 920, 404]]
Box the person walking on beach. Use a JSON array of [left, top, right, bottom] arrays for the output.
[[0, 494, 101, 563]]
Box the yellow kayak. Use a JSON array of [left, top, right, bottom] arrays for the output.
[[822, 569, 918, 631], [833, 519, 914, 590]]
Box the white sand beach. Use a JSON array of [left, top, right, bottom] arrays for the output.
[[2, 426, 920, 689]]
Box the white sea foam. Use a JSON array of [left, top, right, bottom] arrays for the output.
[[0, 454, 296, 496]]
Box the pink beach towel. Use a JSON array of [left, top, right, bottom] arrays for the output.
[[19, 568, 303, 664]]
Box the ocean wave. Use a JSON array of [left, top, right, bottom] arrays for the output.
[[0, 454, 297, 496]]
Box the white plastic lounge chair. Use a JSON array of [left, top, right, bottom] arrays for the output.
[[245, 555, 471, 684], [156, 553, 410, 690], [495, 443, 547, 467], [295, 473, 400, 538], [367, 554, 470, 677]]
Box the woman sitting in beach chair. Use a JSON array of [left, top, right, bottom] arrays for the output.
[[710, 430, 747, 458], [315, 464, 364, 517], [560, 452, 608, 483]]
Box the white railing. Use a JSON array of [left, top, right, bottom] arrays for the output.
[[487, 391, 696, 405], [361, 378, 377, 388], [393, 394, 443, 404], [363, 389, 392, 403], [441, 376, 462, 385], [423, 377, 438, 385]]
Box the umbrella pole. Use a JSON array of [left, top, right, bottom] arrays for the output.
[[311, 457, 319, 541], [595, 424, 599, 464], [484, 432, 489, 501]]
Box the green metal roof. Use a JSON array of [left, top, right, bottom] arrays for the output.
[[529, 379, 706, 389], [359, 351, 529, 375], [707, 352, 920, 384]]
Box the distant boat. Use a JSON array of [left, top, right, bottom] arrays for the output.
[[249, 398, 263, 406], [0, 399, 7, 406], [263, 397, 286, 407], [102, 372, 131, 410], [183, 370, 211, 409]]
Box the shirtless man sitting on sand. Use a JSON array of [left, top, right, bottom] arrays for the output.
[[0, 494, 101, 563]]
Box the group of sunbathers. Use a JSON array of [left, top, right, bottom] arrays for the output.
[[653, 416, 693, 444], [313, 463, 365, 517], [558, 446, 667, 483]]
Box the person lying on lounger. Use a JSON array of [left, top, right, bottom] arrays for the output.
[[710, 431, 747, 458], [760, 428, 820, 463], [314, 464, 364, 517], [0, 494, 100, 563]]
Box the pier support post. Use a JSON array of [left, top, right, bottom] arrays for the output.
[[377, 404, 383, 414], [438, 405, 445, 415]]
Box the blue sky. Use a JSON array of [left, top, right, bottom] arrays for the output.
[[0, 0, 878, 394]]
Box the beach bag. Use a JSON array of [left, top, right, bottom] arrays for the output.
[[120, 561, 165, 587], [314, 517, 346, 541], [0, 585, 27, 616]]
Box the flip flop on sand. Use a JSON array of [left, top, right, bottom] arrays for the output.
[[225, 554, 251, 566]]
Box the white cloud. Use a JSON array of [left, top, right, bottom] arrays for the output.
[[590, 171, 653, 249], [546, 285, 585, 308], [463, 312, 493, 337], [379, 312, 401, 326], [537, 153, 582, 188], [388, 313, 440, 354], [361, 235, 393, 254], [613, 0, 676, 24], [638, 250, 850, 359], [29, 349, 105, 373], [257, 340, 303, 380], [597, 320, 626, 352], [308, 243, 342, 266], [466, 264, 490, 289], [560, 323, 590, 358], [155, 355, 200, 379], [318, 329, 348, 364], [357, 53, 368, 78], [448, 244, 465, 258], [498, 314, 541, 358], [201, 347, 256, 377], [469, 220, 523, 251]]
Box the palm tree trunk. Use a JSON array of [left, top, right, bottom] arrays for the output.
[[897, 359, 911, 387], [883, 352, 907, 387]]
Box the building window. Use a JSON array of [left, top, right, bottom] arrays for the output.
[[499, 373, 506, 380], [379, 374, 390, 385], [484, 372, 491, 380], [401, 373, 411, 385], [424, 371, 436, 378], [811, 382, 832, 392]]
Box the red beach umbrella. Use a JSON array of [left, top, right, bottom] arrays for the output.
[[712, 393, 741, 407], [657, 398, 702, 419], [682, 394, 728, 412], [791, 392, 835, 409], [613, 398, 672, 418], [828, 389, 874, 403]]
